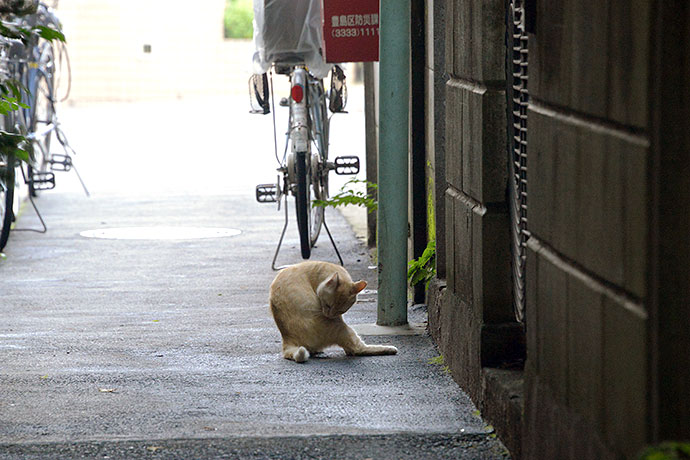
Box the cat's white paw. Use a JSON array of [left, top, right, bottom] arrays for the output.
[[384, 345, 398, 355], [293, 346, 310, 363]]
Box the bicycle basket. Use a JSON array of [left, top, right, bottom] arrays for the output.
[[252, 0, 330, 78]]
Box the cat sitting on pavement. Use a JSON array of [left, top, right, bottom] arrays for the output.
[[269, 261, 398, 363]]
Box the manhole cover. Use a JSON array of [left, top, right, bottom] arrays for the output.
[[80, 226, 241, 240]]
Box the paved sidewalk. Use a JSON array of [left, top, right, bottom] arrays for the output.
[[0, 98, 509, 459]]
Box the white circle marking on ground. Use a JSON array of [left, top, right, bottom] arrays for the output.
[[79, 227, 242, 240]]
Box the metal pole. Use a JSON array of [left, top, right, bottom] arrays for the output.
[[377, 0, 410, 326], [363, 62, 378, 249], [410, 0, 427, 305]]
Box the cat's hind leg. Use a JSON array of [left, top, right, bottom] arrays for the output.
[[283, 344, 310, 363], [337, 326, 398, 356]]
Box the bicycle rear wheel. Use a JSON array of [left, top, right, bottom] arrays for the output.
[[308, 80, 329, 247], [0, 154, 16, 251], [294, 150, 312, 259], [28, 71, 55, 197]]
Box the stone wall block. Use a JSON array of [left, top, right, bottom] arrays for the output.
[[452, 190, 474, 306], [525, 242, 539, 375], [445, 187, 512, 325], [445, 81, 464, 190], [534, 243, 568, 406], [602, 296, 648, 458], [446, 80, 507, 204], [566, 272, 604, 433], [529, 0, 650, 128], [450, 0, 505, 82], [445, 189, 456, 291], [479, 208, 512, 324], [480, 90, 508, 203], [527, 107, 648, 299]]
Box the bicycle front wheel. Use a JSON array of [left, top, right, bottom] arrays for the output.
[[294, 150, 312, 259], [0, 154, 16, 250]]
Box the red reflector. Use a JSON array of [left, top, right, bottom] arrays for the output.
[[291, 85, 304, 103]]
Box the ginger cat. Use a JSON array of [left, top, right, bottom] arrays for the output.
[[269, 261, 398, 363]]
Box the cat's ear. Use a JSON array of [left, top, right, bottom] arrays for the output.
[[325, 272, 340, 289], [351, 280, 367, 294]]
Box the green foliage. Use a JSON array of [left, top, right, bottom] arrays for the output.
[[407, 239, 436, 288], [428, 355, 450, 374], [313, 179, 378, 213], [0, 82, 29, 115], [34, 25, 65, 43], [639, 442, 690, 460], [0, 130, 30, 162], [224, 0, 253, 39], [428, 355, 444, 365], [0, 21, 65, 44]]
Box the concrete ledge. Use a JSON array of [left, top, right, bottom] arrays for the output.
[[352, 323, 427, 336]]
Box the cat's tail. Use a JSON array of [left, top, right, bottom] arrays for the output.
[[284, 345, 310, 363]]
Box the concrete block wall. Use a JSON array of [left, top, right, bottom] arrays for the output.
[[428, 0, 690, 457], [524, 1, 652, 458], [427, 0, 523, 456], [439, 0, 514, 394]]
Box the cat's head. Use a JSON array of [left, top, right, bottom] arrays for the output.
[[317, 272, 367, 318]]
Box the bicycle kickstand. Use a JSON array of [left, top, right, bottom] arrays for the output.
[[270, 197, 344, 270], [271, 194, 291, 271], [321, 211, 344, 266]]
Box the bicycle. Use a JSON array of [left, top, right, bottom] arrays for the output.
[[0, 1, 84, 251], [251, 61, 360, 269]]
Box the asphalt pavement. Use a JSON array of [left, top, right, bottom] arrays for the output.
[[0, 96, 510, 459]]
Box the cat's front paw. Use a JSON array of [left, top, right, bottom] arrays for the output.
[[293, 346, 310, 363], [383, 345, 398, 355]]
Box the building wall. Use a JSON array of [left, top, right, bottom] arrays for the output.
[[428, 0, 690, 459], [426, 0, 524, 456], [54, 0, 251, 102], [524, 2, 651, 458]]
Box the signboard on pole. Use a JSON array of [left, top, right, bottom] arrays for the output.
[[321, 0, 380, 63]]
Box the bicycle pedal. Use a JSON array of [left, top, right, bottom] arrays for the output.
[[30, 172, 55, 190], [256, 183, 279, 203], [49, 154, 72, 172], [333, 156, 360, 175]]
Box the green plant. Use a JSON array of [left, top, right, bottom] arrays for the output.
[[224, 0, 253, 39], [428, 354, 450, 374], [407, 239, 436, 288], [313, 179, 378, 213], [639, 442, 690, 460]]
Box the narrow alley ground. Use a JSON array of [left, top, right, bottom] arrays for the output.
[[0, 94, 509, 459]]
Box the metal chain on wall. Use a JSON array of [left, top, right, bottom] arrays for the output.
[[507, 0, 529, 323]]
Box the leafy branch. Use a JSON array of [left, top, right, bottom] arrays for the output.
[[407, 239, 436, 288], [312, 179, 378, 213]]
